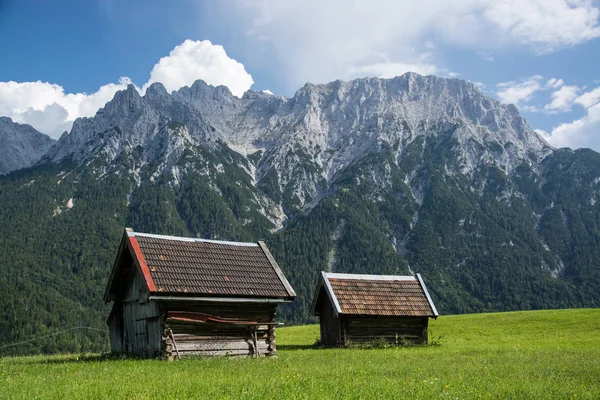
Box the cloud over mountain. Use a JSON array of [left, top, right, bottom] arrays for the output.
[[228, 0, 600, 90], [143, 40, 253, 97], [545, 88, 600, 150], [0, 40, 253, 138]]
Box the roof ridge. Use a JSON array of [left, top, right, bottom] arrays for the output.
[[324, 272, 417, 281], [127, 229, 259, 247]]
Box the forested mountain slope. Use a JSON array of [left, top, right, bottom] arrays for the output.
[[1, 73, 599, 354]]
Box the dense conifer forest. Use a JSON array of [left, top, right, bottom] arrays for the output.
[[1, 141, 600, 355]]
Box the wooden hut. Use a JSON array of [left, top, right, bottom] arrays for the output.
[[104, 228, 296, 359], [311, 272, 438, 347]]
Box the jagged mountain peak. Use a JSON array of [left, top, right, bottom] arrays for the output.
[[242, 89, 280, 100], [181, 79, 235, 100], [143, 82, 171, 109], [1, 116, 37, 129], [295, 73, 479, 97], [145, 82, 168, 96], [43, 73, 554, 214], [101, 83, 144, 117], [0, 117, 56, 175]]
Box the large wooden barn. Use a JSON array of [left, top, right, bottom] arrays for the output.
[[104, 228, 296, 359], [311, 272, 438, 347]]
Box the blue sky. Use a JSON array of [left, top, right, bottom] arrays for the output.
[[1, 0, 600, 151]]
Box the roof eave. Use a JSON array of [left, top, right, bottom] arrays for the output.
[[340, 312, 436, 317], [310, 274, 325, 316], [148, 295, 293, 303], [103, 229, 130, 302], [104, 228, 158, 303], [258, 240, 296, 299], [126, 230, 157, 293], [416, 273, 439, 317], [321, 272, 342, 316]]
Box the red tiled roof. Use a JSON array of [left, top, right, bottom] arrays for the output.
[[105, 229, 295, 300], [313, 273, 437, 317]]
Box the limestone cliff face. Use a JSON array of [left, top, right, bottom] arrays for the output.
[[46, 73, 552, 218], [0, 117, 55, 175]]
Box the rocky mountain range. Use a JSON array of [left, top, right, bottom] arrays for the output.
[[0, 117, 55, 175], [1, 73, 599, 354], [46, 74, 552, 218]]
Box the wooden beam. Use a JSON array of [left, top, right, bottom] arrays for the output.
[[149, 295, 291, 303], [167, 328, 181, 360]]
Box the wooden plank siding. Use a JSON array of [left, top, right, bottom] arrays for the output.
[[342, 316, 428, 345], [107, 303, 124, 353], [110, 278, 282, 359], [111, 265, 163, 357], [164, 328, 271, 358], [157, 301, 278, 323], [319, 291, 342, 347], [160, 302, 278, 358]]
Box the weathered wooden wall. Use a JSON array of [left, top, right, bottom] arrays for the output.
[[108, 263, 161, 357], [109, 261, 283, 359], [342, 316, 428, 345], [317, 294, 430, 347], [163, 321, 272, 358], [160, 301, 278, 359], [318, 292, 341, 347], [108, 303, 123, 353], [159, 302, 278, 322]]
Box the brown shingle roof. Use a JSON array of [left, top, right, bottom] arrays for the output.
[[314, 273, 438, 317], [105, 229, 295, 300]]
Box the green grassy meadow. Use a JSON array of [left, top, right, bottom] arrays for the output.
[[1, 309, 599, 399]]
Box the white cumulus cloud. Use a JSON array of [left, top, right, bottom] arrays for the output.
[[575, 86, 600, 108], [496, 76, 545, 105], [545, 103, 600, 150], [543, 85, 600, 151], [545, 85, 580, 112], [143, 39, 253, 97], [546, 78, 565, 89], [227, 1, 460, 89], [495, 76, 575, 110], [0, 40, 254, 138], [0, 77, 135, 138], [484, 0, 600, 54]]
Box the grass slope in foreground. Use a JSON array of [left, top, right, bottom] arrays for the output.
[[1, 309, 599, 399]]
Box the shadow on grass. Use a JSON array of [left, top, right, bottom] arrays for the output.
[[277, 344, 319, 351], [279, 341, 443, 352], [3, 353, 143, 365]]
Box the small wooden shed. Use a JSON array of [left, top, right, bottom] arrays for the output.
[[104, 228, 296, 359], [311, 272, 438, 347]]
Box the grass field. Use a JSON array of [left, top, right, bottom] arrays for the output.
[[1, 309, 599, 399]]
